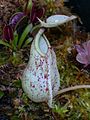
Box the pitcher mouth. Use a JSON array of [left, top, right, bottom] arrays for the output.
[[35, 29, 51, 57]]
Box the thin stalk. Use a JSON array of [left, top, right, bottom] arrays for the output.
[[57, 85, 90, 95]]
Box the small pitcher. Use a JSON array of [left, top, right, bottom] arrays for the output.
[[22, 15, 77, 107], [22, 28, 60, 107]]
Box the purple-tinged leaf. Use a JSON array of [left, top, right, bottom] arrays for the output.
[[75, 40, 90, 67], [75, 44, 85, 53], [76, 52, 89, 66], [15, 16, 29, 38], [3, 25, 13, 41], [84, 40, 90, 55], [9, 12, 25, 29]]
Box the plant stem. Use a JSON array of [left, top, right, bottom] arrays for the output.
[[57, 85, 90, 95]]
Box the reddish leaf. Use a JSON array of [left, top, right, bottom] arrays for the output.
[[30, 2, 45, 23], [3, 25, 13, 41]]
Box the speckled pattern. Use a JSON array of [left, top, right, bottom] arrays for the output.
[[22, 32, 60, 107]]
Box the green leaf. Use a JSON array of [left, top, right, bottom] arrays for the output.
[[13, 79, 22, 88], [31, 24, 40, 33], [22, 37, 33, 48], [0, 40, 12, 48], [0, 90, 4, 99], [18, 24, 33, 49], [11, 115, 20, 120], [22, 93, 29, 105], [27, 0, 32, 11], [13, 31, 18, 46], [53, 104, 68, 118]]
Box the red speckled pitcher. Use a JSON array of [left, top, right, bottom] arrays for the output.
[[22, 15, 77, 107]]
